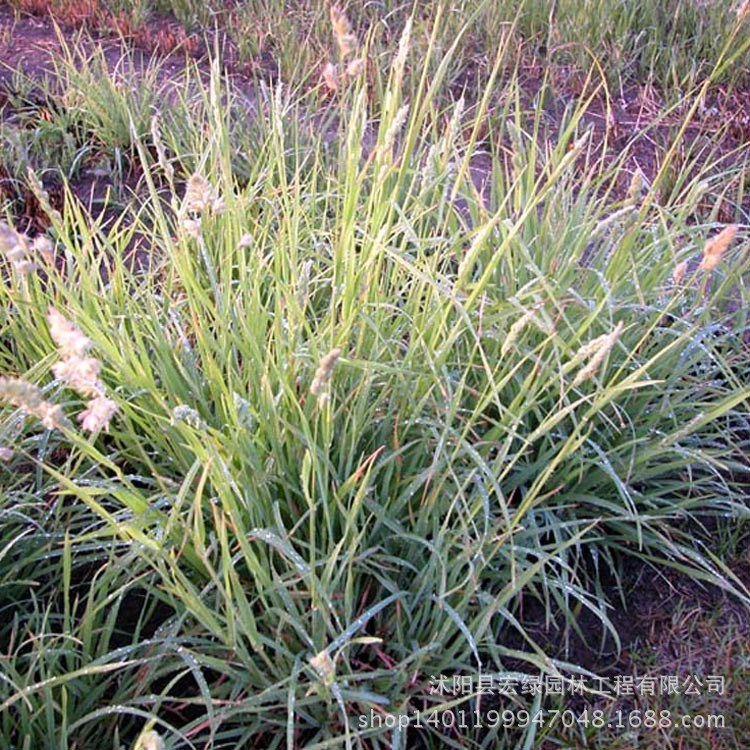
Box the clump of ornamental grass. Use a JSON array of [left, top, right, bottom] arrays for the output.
[[2, 23, 750, 750]]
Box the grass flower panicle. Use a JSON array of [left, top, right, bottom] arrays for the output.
[[150, 114, 174, 182], [309, 649, 335, 684], [0, 376, 69, 430], [381, 103, 410, 155], [77, 396, 118, 433], [322, 61, 339, 91], [672, 260, 688, 285], [31, 235, 54, 264], [52, 356, 104, 397], [393, 16, 412, 83], [182, 217, 202, 239], [572, 321, 624, 386], [47, 307, 91, 358], [345, 58, 364, 78], [310, 348, 342, 403], [0, 377, 47, 411], [330, 6, 357, 59], [699, 224, 738, 272], [47, 307, 117, 432], [183, 174, 225, 216], [626, 168, 645, 204], [0, 222, 25, 259], [502, 309, 537, 358], [0, 222, 53, 275], [133, 729, 165, 750]]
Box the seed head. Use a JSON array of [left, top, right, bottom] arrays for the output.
[[309, 648, 335, 683], [672, 260, 688, 285], [0, 222, 27, 260], [502, 309, 536, 358], [134, 730, 165, 750], [572, 321, 624, 387], [39, 403, 67, 430], [699, 224, 738, 272], [47, 307, 91, 359], [151, 114, 174, 182], [0, 376, 44, 410], [346, 58, 364, 78], [32, 235, 54, 264], [0, 222, 40, 274], [183, 174, 225, 216], [382, 103, 410, 154], [77, 396, 118, 433], [393, 17, 412, 83], [322, 62, 339, 91], [52, 356, 104, 397], [310, 348, 342, 399], [0, 376, 69, 431], [182, 217, 202, 239], [330, 6, 357, 58]]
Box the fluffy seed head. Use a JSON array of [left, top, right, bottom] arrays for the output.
[[572, 321, 624, 387], [52, 356, 104, 397], [0, 222, 27, 260], [346, 58, 364, 77], [47, 307, 91, 358], [0, 376, 68, 431], [672, 260, 688, 285], [39, 403, 67, 431], [322, 62, 338, 91], [32, 235, 54, 264], [330, 6, 357, 57], [183, 174, 225, 216], [699, 224, 738, 272], [310, 348, 342, 398], [77, 396, 118, 433], [182, 217, 202, 239]]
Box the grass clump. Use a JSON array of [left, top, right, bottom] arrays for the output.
[[1, 8, 750, 750]]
